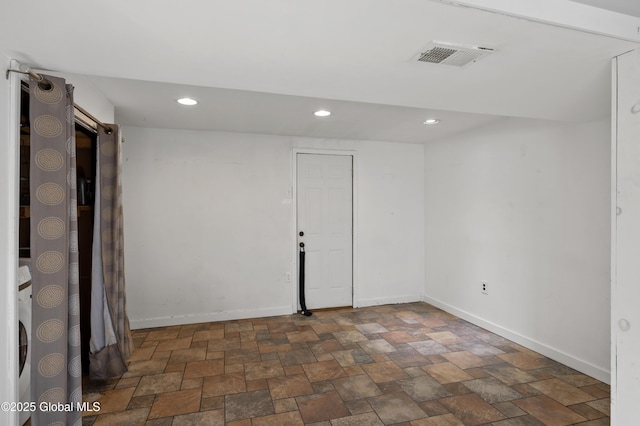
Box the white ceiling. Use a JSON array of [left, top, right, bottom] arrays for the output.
[[2, 0, 639, 143], [85, 76, 502, 144]]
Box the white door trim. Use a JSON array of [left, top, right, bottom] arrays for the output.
[[610, 56, 618, 423], [292, 148, 358, 312], [2, 59, 23, 426]]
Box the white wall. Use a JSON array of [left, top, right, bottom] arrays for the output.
[[121, 127, 424, 328], [424, 117, 611, 382], [351, 140, 425, 306]]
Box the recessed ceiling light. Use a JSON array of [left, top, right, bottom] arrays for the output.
[[423, 118, 440, 125], [177, 98, 198, 106], [314, 110, 331, 117]]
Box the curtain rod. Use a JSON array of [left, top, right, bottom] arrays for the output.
[[7, 68, 114, 135]]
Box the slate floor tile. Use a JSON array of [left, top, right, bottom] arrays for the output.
[[333, 375, 383, 401], [296, 391, 350, 423], [439, 393, 506, 425], [225, 389, 275, 422], [367, 391, 428, 423], [82, 303, 609, 425]]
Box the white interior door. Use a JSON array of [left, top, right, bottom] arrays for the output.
[[297, 153, 353, 309]]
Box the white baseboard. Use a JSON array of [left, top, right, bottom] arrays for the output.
[[422, 295, 611, 384], [130, 306, 294, 330], [357, 294, 423, 308]]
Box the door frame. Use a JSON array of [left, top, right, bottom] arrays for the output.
[[2, 59, 22, 426], [292, 148, 358, 312]]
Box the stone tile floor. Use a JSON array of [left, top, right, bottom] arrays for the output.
[[82, 303, 610, 425]]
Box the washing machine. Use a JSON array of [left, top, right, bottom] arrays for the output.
[[17, 263, 31, 426]]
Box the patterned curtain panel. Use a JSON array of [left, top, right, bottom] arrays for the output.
[[89, 125, 134, 379], [29, 75, 82, 426]]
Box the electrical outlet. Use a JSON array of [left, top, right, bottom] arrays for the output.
[[481, 281, 488, 295], [285, 272, 292, 282]]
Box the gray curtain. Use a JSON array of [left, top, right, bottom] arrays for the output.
[[29, 75, 82, 426], [89, 125, 134, 379]]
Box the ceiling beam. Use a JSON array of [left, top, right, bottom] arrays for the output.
[[429, 0, 640, 43]]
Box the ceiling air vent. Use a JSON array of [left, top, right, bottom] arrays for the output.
[[417, 42, 493, 67]]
